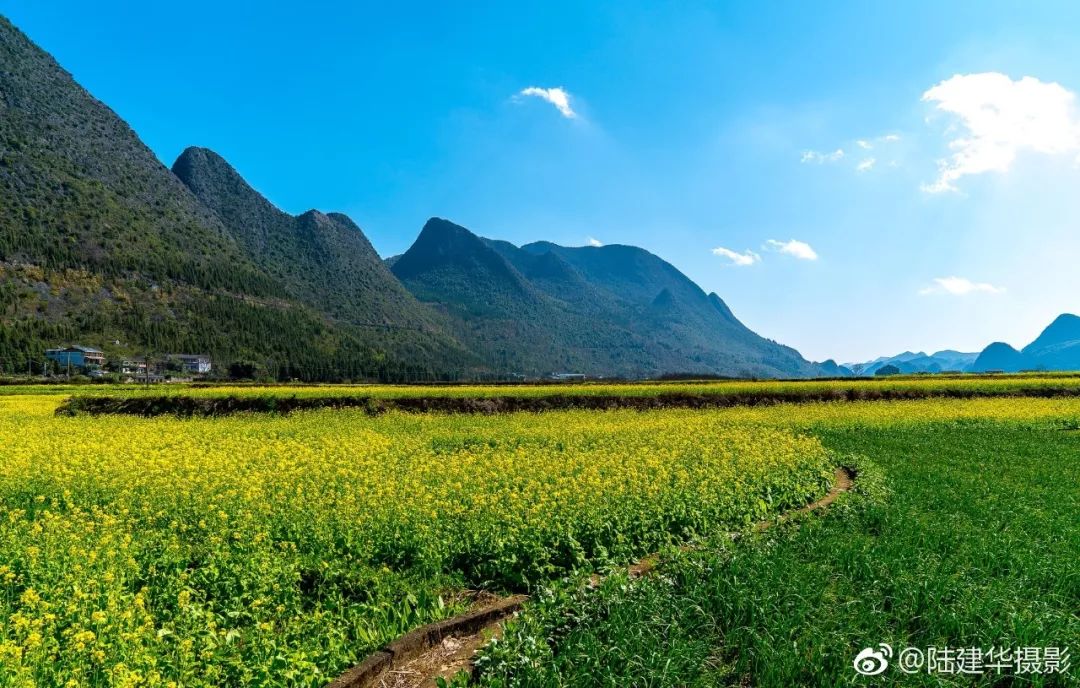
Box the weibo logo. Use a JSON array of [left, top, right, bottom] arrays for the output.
[[853, 644, 893, 676]]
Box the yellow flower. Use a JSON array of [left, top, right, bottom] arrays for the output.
[[0, 382, 1077, 682]]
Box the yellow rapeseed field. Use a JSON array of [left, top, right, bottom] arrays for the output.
[[3, 391, 1078, 686], [0, 395, 832, 687]]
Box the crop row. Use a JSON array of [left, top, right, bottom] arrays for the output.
[[3, 372, 1080, 402], [52, 374, 1080, 417]]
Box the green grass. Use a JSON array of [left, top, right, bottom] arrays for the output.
[[474, 420, 1080, 687]]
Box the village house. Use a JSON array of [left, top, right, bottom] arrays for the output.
[[45, 345, 105, 370], [550, 372, 586, 381], [166, 354, 212, 375], [119, 360, 147, 376]]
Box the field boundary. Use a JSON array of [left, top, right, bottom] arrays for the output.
[[56, 386, 1080, 417], [324, 466, 856, 688]]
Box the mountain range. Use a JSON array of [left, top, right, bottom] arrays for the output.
[[846, 350, 980, 376], [0, 15, 827, 380], [390, 218, 820, 378], [849, 314, 1080, 375], [969, 314, 1080, 372]]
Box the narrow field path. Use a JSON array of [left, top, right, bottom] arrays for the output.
[[326, 466, 856, 688]]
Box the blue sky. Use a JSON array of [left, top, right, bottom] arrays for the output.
[[5, 1, 1080, 362]]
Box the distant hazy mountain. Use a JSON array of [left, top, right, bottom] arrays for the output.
[[1021, 314, 1080, 369], [814, 359, 855, 377], [930, 350, 980, 370], [392, 218, 824, 378], [970, 342, 1029, 373], [848, 349, 979, 375], [855, 314, 1080, 375], [966, 313, 1080, 372]]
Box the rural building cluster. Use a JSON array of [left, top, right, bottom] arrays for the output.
[[43, 346, 212, 381]]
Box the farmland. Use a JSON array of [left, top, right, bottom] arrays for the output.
[[3, 372, 1080, 402], [0, 382, 1078, 686], [27, 372, 1080, 418], [475, 408, 1080, 687], [0, 394, 831, 686]]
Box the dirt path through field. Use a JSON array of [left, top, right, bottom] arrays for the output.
[[327, 466, 856, 688]]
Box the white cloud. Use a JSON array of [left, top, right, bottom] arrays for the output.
[[921, 72, 1080, 192], [824, 133, 898, 157], [587, 237, 603, 247], [801, 148, 845, 163], [711, 246, 761, 266], [856, 157, 876, 173], [918, 276, 1005, 296], [517, 86, 577, 118], [764, 239, 818, 261]]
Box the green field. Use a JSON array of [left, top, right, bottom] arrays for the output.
[[0, 384, 1077, 686], [474, 404, 1080, 686]]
